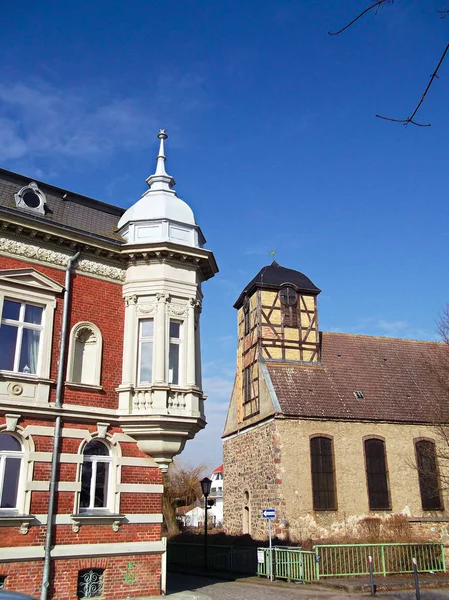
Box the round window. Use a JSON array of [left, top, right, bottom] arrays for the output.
[[22, 190, 41, 209], [280, 286, 297, 306]]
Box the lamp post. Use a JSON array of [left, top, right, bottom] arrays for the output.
[[200, 477, 212, 573]]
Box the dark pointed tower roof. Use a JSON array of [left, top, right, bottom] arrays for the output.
[[234, 261, 321, 308]]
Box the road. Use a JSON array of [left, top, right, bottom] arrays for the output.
[[164, 573, 449, 600]]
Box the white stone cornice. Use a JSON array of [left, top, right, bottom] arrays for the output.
[[0, 235, 125, 283], [136, 302, 157, 317]]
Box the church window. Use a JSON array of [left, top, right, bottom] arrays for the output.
[[415, 440, 443, 510], [79, 440, 111, 511], [243, 298, 250, 336], [168, 320, 181, 385], [310, 436, 336, 510], [138, 319, 154, 384], [364, 438, 390, 510], [280, 286, 298, 328], [67, 323, 102, 386], [0, 299, 44, 374], [0, 434, 23, 510]]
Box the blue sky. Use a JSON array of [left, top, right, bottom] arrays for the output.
[[1, 0, 449, 470]]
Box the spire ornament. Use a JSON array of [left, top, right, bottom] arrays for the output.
[[146, 129, 176, 191]]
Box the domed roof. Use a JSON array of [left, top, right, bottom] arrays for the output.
[[117, 130, 201, 245], [234, 261, 321, 308]]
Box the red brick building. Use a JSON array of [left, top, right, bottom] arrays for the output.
[[0, 131, 217, 599]]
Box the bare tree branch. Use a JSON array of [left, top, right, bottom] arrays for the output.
[[437, 9, 449, 19], [328, 0, 393, 36], [376, 41, 449, 126]]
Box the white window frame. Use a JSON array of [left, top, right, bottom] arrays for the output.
[[0, 437, 23, 511], [137, 318, 154, 385], [66, 322, 103, 387], [168, 319, 182, 386], [0, 430, 33, 516], [78, 440, 113, 513], [0, 269, 60, 380]]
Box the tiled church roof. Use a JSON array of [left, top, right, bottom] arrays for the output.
[[267, 332, 449, 423], [0, 168, 124, 242]]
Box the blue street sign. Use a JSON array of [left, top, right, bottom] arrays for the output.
[[262, 508, 276, 519]]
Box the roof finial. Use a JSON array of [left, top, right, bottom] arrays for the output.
[[146, 129, 176, 190]]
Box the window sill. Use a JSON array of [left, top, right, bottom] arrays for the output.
[[71, 513, 125, 532], [66, 382, 103, 392], [0, 513, 35, 534], [0, 371, 53, 384]]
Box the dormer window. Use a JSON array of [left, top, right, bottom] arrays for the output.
[[14, 182, 47, 215]]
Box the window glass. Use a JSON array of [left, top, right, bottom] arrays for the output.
[[0, 435, 21, 452], [310, 437, 336, 510], [169, 343, 180, 384], [24, 304, 43, 325], [365, 439, 390, 510], [139, 342, 153, 383], [141, 320, 154, 337], [416, 440, 442, 510], [94, 462, 108, 508], [80, 440, 110, 512], [84, 440, 109, 456], [19, 329, 41, 374], [2, 300, 20, 321], [169, 321, 180, 338], [0, 325, 16, 371], [1, 458, 21, 508]]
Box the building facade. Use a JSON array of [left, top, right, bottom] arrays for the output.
[[0, 131, 217, 599], [223, 261, 449, 542]]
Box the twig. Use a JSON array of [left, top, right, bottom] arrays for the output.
[[328, 0, 392, 36], [437, 9, 449, 19], [376, 41, 449, 126]]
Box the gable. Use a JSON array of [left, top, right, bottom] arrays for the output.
[[0, 268, 64, 294]]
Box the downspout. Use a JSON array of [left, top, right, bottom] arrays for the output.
[[41, 251, 80, 600]]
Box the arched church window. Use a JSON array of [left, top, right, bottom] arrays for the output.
[[67, 323, 102, 386], [364, 438, 390, 510], [415, 440, 443, 510], [79, 440, 111, 511], [310, 436, 336, 510], [0, 433, 23, 510], [280, 286, 298, 328]]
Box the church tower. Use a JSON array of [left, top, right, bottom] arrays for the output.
[[232, 261, 320, 423], [116, 130, 218, 469]]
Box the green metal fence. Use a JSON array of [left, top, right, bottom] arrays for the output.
[[314, 543, 446, 579], [257, 547, 317, 582], [257, 543, 446, 582]]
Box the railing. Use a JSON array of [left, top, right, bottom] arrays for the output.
[[257, 547, 317, 582], [315, 543, 446, 579], [168, 542, 257, 574]]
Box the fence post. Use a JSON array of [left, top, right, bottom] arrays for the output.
[[412, 557, 421, 600], [381, 545, 386, 577], [368, 555, 376, 596], [315, 547, 320, 581], [441, 544, 446, 573]]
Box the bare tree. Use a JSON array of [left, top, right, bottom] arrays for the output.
[[329, 1, 449, 126], [162, 460, 207, 536]]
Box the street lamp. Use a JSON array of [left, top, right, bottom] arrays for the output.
[[200, 477, 212, 572]]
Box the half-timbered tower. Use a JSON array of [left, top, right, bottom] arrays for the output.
[[223, 261, 449, 544]]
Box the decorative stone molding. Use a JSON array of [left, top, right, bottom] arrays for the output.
[[70, 514, 125, 533], [156, 293, 169, 303], [8, 383, 24, 397], [96, 422, 110, 439], [0, 515, 34, 534], [5, 413, 21, 431], [136, 303, 157, 317], [125, 294, 137, 307], [0, 237, 125, 282], [168, 303, 187, 318]]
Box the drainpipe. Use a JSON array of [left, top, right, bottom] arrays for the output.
[[41, 251, 80, 600]]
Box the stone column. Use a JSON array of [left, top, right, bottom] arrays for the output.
[[154, 293, 168, 384], [194, 302, 202, 390], [121, 295, 137, 386], [186, 298, 197, 387]]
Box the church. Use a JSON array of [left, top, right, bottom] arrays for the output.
[[0, 132, 217, 599], [223, 261, 449, 542]]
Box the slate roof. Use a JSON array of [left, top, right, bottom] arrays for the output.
[[234, 261, 320, 308], [0, 168, 125, 243], [266, 332, 448, 423]]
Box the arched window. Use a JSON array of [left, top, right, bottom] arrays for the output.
[[280, 286, 298, 328], [79, 440, 111, 511], [242, 490, 250, 535], [415, 440, 443, 510], [310, 436, 336, 510], [364, 438, 390, 510], [0, 434, 23, 510], [67, 323, 103, 386]]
